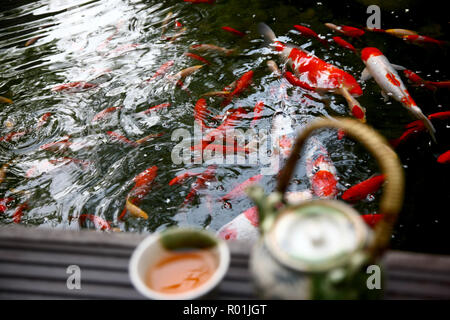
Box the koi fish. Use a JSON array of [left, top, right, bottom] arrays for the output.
[[36, 112, 51, 129], [221, 174, 263, 201], [194, 98, 210, 129], [222, 70, 253, 106], [13, 203, 28, 223], [201, 91, 230, 97], [293, 25, 328, 46], [171, 65, 203, 84], [250, 101, 265, 127], [266, 60, 281, 77], [332, 36, 356, 53], [140, 103, 171, 115], [361, 213, 383, 228], [125, 200, 149, 219], [403, 70, 450, 90], [25, 36, 43, 47], [184, 52, 211, 65], [183, 165, 216, 205], [147, 60, 175, 82], [0, 197, 14, 214], [165, 27, 187, 42], [51, 82, 97, 92], [40, 137, 72, 152], [360, 47, 436, 142], [258, 23, 365, 120], [161, 11, 173, 37], [217, 206, 259, 242], [221, 26, 245, 37], [428, 111, 450, 121], [0, 131, 27, 142], [270, 110, 295, 158], [0, 96, 13, 104], [106, 131, 138, 147], [342, 174, 385, 202], [202, 144, 249, 157], [384, 29, 418, 37], [169, 171, 202, 186], [79, 214, 111, 231], [135, 133, 164, 145], [325, 23, 365, 37], [390, 121, 425, 148], [189, 44, 234, 56], [92, 106, 122, 122], [175, 21, 183, 29], [305, 137, 338, 198], [0, 162, 10, 184], [437, 150, 450, 164], [403, 35, 446, 46]]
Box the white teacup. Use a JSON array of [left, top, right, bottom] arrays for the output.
[[129, 227, 230, 300]]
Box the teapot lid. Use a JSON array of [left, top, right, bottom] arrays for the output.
[[266, 199, 370, 272]]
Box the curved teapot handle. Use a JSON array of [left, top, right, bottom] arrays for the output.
[[276, 117, 404, 260]]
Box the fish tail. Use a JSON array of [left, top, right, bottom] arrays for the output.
[[258, 22, 276, 45], [411, 106, 436, 143]]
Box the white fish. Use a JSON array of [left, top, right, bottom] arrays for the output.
[[360, 47, 436, 142]]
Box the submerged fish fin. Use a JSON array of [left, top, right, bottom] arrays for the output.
[[410, 106, 437, 143], [258, 22, 277, 45], [381, 90, 389, 102], [360, 68, 372, 81], [390, 63, 406, 71]]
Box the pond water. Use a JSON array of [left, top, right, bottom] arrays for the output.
[[0, 0, 448, 254]]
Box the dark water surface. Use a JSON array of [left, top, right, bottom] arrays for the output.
[[0, 0, 448, 254]]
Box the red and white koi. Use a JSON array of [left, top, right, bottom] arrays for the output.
[[40, 137, 72, 152], [360, 47, 436, 142], [305, 137, 338, 199], [221, 174, 263, 201], [258, 23, 365, 121], [92, 106, 122, 122], [342, 174, 385, 202], [36, 112, 52, 129], [325, 23, 365, 37], [12, 202, 28, 223], [79, 214, 111, 231], [147, 60, 175, 82], [217, 206, 259, 242]]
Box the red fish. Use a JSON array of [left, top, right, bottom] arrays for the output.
[[428, 111, 450, 121], [305, 138, 338, 198], [437, 150, 450, 164], [175, 21, 183, 28], [332, 36, 356, 53], [222, 70, 253, 106], [221, 174, 263, 201], [0, 198, 14, 214], [119, 166, 158, 220], [293, 25, 328, 46], [342, 175, 385, 202], [221, 26, 245, 37], [361, 213, 383, 228], [250, 101, 265, 127], [325, 23, 365, 37], [79, 214, 111, 231], [403, 70, 448, 91], [0, 131, 27, 142], [36, 112, 51, 129], [147, 60, 175, 82], [13, 203, 28, 223], [107, 131, 138, 147], [184, 52, 211, 65], [194, 98, 210, 129], [92, 106, 122, 122], [200, 107, 247, 146], [390, 122, 426, 148], [169, 171, 202, 186], [140, 103, 171, 115], [284, 71, 316, 91], [183, 165, 217, 205], [40, 137, 72, 152], [403, 35, 446, 46], [217, 206, 259, 242], [202, 143, 249, 157], [51, 82, 97, 92]]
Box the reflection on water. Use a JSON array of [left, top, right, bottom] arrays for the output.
[[0, 0, 448, 253]]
